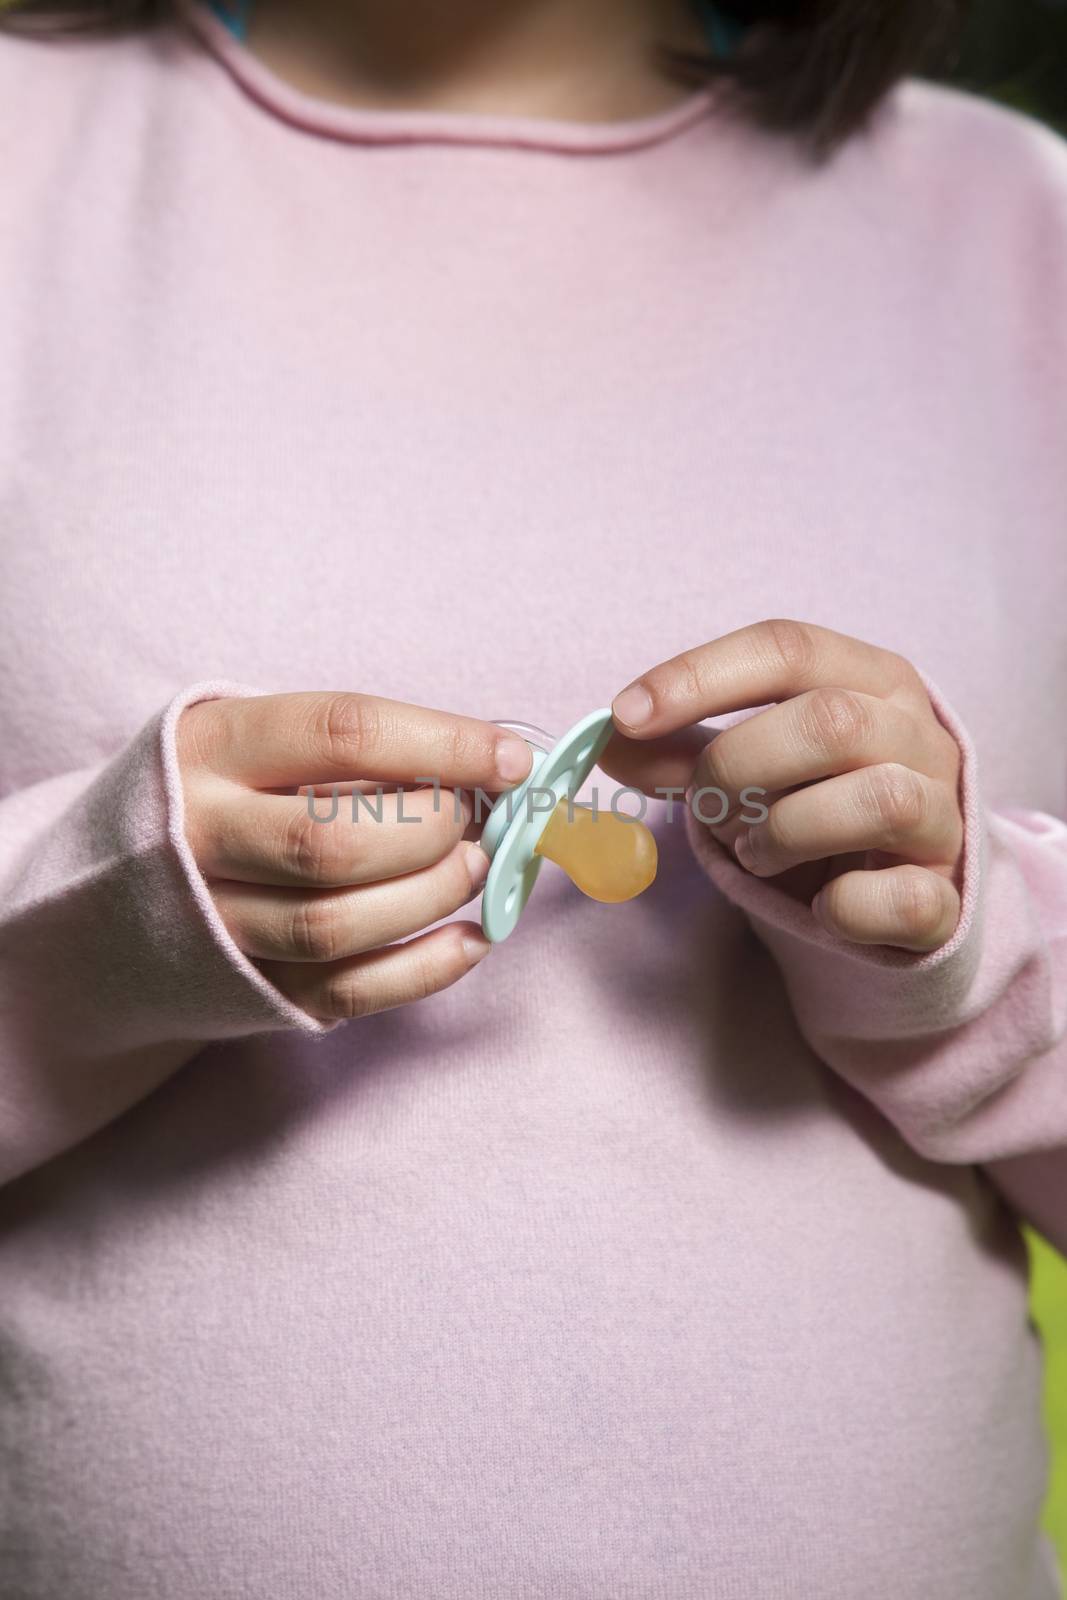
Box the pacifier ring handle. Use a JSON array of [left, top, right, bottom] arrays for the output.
[[489, 719, 557, 754]]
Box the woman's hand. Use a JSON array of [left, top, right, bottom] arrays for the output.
[[604, 619, 965, 953], [176, 692, 532, 1020]]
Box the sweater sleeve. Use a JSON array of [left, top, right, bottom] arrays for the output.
[[0, 679, 335, 1187], [684, 676, 1067, 1255]]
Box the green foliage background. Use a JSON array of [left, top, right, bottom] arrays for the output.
[[923, 0, 1067, 1573], [1027, 1232, 1067, 1576], [935, 3, 1067, 1570], [944, 0, 1067, 136]]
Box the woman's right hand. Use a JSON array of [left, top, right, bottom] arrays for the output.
[[175, 691, 533, 1021]]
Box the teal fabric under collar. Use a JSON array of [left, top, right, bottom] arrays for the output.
[[206, 0, 251, 42], [206, 1, 746, 59]]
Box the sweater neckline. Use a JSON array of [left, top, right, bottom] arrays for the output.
[[173, 0, 719, 156]]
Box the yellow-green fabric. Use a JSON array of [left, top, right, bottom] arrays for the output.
[[1031, 1231, 1067, 1576]]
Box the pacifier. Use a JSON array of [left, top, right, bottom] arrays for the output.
[[479, 709, 658, 942]]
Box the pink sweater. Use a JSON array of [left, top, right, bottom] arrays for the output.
[[2, 3, 1066, 1594]]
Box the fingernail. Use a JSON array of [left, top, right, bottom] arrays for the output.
[[463, 842, 490, 893], [612, 684, 653, 729], [463, 931, 492, 965], [495, 737, 532, 784], [734, 830, 755, 870]]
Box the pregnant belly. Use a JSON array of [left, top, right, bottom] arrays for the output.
[[0, 988, 1054, 1600]]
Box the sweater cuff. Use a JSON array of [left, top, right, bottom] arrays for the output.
[[0, 680, 335, 1183]]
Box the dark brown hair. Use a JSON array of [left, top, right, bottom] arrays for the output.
[[0, 0, 967, 156]]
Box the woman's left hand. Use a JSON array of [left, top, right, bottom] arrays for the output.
[[603, 619, 965, 953]]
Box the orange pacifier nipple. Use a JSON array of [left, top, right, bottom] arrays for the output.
[[534, 800, 658, 904]]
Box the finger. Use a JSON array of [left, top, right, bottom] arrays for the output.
[[258, 920, 492, 1021], [596, 725, 714, 798], [180, 691, 533, 790], [611, 619, 922, 739], [212, 841, 490, 962], [692, 689, 942, 815], [294, 778, 404, 797], [812, 864, 961, 952], [192, 783, 474, 888], [691, 780, 852, 906], [734, 765, 963, 879], [294, 779, 489, 799]]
